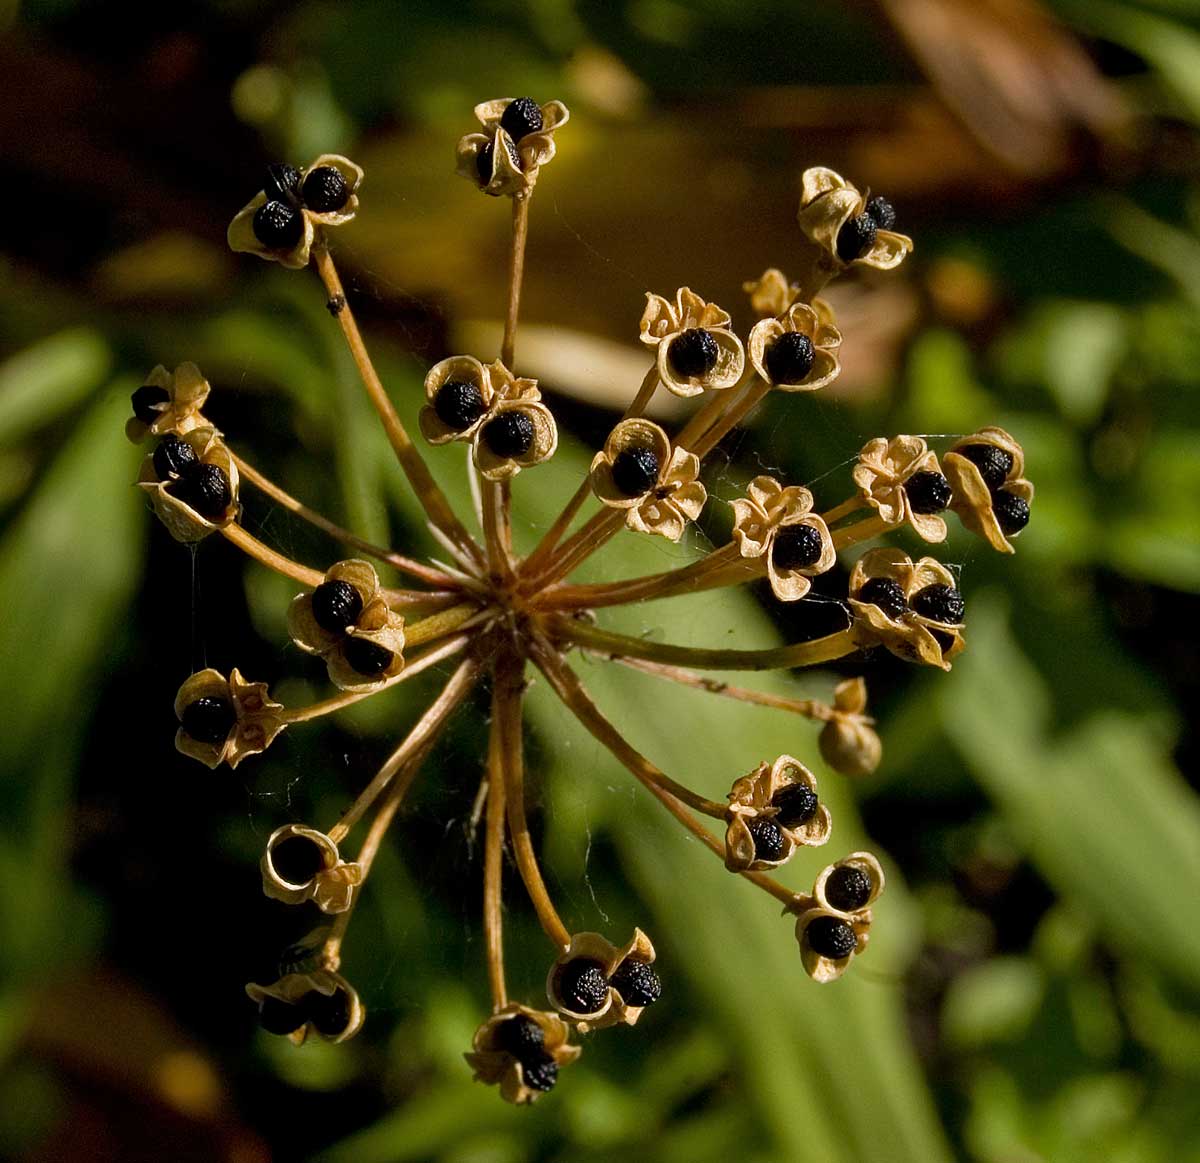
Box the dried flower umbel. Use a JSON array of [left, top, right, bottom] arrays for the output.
[[131, 97, 1032, 1103]]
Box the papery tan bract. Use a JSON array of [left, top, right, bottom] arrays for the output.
[[137, 426, 239, 542], [744, 268, 802, 319], [227, 154, 363, 269], [173, 667, 286, 769], [547, 929, 657, 1032], [639, 287, 745, 398], [730, 476, 835, 602], [125, 361, 212, 443], [724, 755, 831, 872], [465, 1004, 581, 1105], [853, 434, 948, 542], [797, 166, 913, 272]]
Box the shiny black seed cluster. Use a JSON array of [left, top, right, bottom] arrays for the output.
[[311, 579, 364, 634], [258, 986, 352, 1039], [765, 331, 815, 384], [180, 694, 235, 745], [154, 436, 232, 520], [251, 162, 351, 249], [271, 834, 327, 886], [825, 865, 872, 912], [771, 524, 824, 572], [611, 446, 661, 497], [959, 443, 1030, 537], [668, 328, 719, 378], [910, 582, 965, 625], [483, 410, 535, 458], [905, 470, 952, 515], [836, 193, 897, 262], [495, 1014, 558, 1092], [557, 956, 661, 1014], [434, 380, 487, 431], [858, 576, 907, 622], [805, 915, 858, 960], [772, 782, 819, 828]]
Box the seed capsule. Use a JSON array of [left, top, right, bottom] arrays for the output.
[[764, 331, 815, 385], [342, 636, 393, 677], [772, 782, 819, 828], [825, 865, 872, 912], [301, 166, 350, 213], [500, 97, 544, 141], [311, 579, 364, 634], [521, 1052, 558, 1092], [557, 958, 609, 1014], [865, 196, 896, 231], [959, 443, 1013, 491], [910, 582, 964, 624], [305, 987, 351, 1037], [181, 695, 236, 745], [152, 434, 199, 481], [170, 463, 232, 520], [905, 470, 952, 514], [805, 914, 858, 960], [609, 958, 661, 1007], [992, 490, 1030, 536], [771, 524, 824, 572], [270, 834, 328, 886], [836, 213, 877, 263], [747, 816, 787, 862], [131, 384, 170, 426], [434, 380, 487, 431], [667, 328, 719, 379], [857, 577, 907, 621], [611, 447, 661, 497], [258, 995, 307, 1036], [252, 199, 304, 249], [482, 411, 535, 458], [495, 1014, 545, 1059]]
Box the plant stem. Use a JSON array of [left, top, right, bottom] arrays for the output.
[[483, 729, 508, 1010], [220, 523, 325, 586]]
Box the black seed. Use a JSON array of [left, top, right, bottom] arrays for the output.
[[910, 582, 965, 625], [259, 995, 307, 1036], [765, 331, 815, 384], [747, 816, 788, 863], [342, 636, 393, 677], [500, 96, 544, 141], [610, 958, 661, 1007], [170, 463, 232, 520], [475, 136, 522, 186], [805, 915, 858, 960], [865, 195, 896, 231], [959, 443, 1013, 491], [311, 579, 364, 634], [495, 1014, 545, 1059], [152, 435, 199, 481], [992, 490, 1030, 536], [301, 166, 350, 213], [557, 959, 609, 1014], [521, 1052, 558, 1092], [667, 328, 719, 379], [131, 384, 169, 426], [931, 629, 958, 655], [857, 577, 907, 621], [180, 695, 235, 744], [271, 835, 327, 886], [305, 988, 351, 1037], [771, 524, 824, 572], [482, 411, 535, 458], [825, 865, 872, 912], [611, 447, 661, 496], [772, 782, 819, 828], [836, 213, 877, 263], [906, 470, 952, 514], [264, 163, 301, 204], [434, 380, 487, 431], [252, 199, 304, 249]]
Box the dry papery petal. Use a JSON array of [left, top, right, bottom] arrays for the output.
[[173, 668, 286, 769], [639, 287, 745, 399], [622, 446, 706, 541], [472, 399, 558, 481], [589, 418, 673, 510], [126, 361, 212, 444], [725, 755, 831, 872], [287, 558, 389, 656], [261, 823, 362, 914], [456, 98, 570, 197], [465, 1003, 581, 1105], [747, 302, 842, 392], [246, 970, 364, 1045], [794, 907, 872, 983], [818, 678, 882, 777], [852, 434, 948, 543], [743, 268, 800, 319], [419, 354, 495, 445], [943, 426, 1033, 554], [796, 166, 913, 272], [137, 427, 239, 542], [547, 929, 656, 1032]]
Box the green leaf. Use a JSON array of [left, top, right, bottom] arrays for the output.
[[0, 328, 111, 447]]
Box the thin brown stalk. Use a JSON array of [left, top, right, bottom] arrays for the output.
[[221, 523, 326, 587], [483, 732, 508, 1010]]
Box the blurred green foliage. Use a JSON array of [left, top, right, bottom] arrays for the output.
[[1, 1, 1199, 1161]]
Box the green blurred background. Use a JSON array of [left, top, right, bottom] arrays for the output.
[[1, 1, 1199, 1160]]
